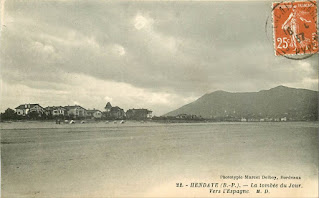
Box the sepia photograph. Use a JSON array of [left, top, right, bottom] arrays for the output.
[[0, 0, 318, 197]]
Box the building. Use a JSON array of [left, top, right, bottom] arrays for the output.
[[126, 108, 152, 120], [248, 118, 259, 122], [103, 102, 125, 119], [86, 109, 103, 119], [64, 105, 87, 119], [176, 114, 188, 119], [109, 106, 125, 119], [15, 104, 44, 116], [45, 106, 66, 117], [104, 102, 112, 112]]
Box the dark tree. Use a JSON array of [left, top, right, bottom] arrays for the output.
[[1, 108, 16, 120], [28, 111, 40, 120]]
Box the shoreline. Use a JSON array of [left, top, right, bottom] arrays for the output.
[[1, 119, 318, 124]]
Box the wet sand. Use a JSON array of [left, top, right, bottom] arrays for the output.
[[1, 122, 318, 197]]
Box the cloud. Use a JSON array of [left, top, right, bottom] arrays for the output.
[[134, 13, 153, 30], [1, 1, 318, 114], [103, 96, 113, 102], [111, 44, 126, 56], [0, 73, 196, 115]]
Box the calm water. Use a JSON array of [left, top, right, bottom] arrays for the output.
[[1, 121, 318, 197]]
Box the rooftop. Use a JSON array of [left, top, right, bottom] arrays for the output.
[[15, 104, 42, 109]]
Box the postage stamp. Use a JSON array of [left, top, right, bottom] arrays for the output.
[[272, 1, 318, 56]]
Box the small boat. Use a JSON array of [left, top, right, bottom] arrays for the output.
[[69, 120, 75, 124], [120, 120, 125, 124], [81, 120, 85, 124]]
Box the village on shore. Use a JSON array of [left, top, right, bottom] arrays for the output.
[[0, 102, 153, 122], [0, 102, 309, 123]]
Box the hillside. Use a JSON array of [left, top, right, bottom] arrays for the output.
[[164, 86, 318, 120]]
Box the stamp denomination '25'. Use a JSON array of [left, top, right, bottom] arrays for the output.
[[272, 1, 318, 56]]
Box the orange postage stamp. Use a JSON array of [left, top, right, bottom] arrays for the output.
[[272, 1, 318, 56]]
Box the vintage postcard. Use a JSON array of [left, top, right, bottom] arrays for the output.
[[0, 0, 318, 197]]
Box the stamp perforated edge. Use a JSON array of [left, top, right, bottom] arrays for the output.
[[271, 0, 318, 57]]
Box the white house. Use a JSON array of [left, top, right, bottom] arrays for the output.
[[87, 109, 103, 119], [241, 118, 247, 122], [64, 105, 87, 118], [45, 106, 66, 117], [15, 104, 44, 116]]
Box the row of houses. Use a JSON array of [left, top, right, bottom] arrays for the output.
[[15, 102, 152, 120], [240, 117, 287, 122]]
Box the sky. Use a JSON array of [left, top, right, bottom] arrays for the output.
[[0, 0, 318, 115]]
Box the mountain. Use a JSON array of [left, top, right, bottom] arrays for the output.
[[164, 86, 318, 120]]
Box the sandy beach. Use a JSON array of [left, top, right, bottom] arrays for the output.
[[1, 121, 318, 197]]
